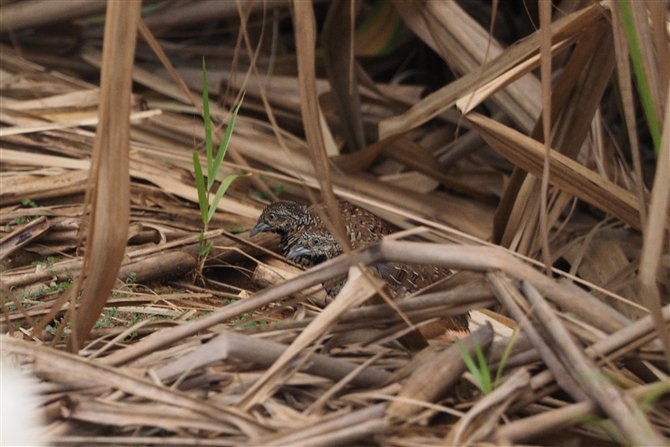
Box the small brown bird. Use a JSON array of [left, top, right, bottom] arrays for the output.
[[287, 227, 469, 332], [250, 199, 391, 266], [287, 227, 349, 296]]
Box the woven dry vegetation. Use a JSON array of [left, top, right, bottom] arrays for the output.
[[1, 1, 669, 446]]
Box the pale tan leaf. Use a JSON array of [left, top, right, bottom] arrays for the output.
[[380, 4, 602, 138], [467, 112, 644, 231], [68, 2, 142, 351]]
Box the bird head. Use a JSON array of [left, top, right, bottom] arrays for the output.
[[250, 200, 311, 237], [287, 228, 342, 264]]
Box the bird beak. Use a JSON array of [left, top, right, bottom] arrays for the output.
[[250, 222, 269, 236], [287, 246, 309, 260]]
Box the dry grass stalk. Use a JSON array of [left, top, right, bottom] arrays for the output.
[[394, 0, 542, 131], [322, 0, 366, 153], [236, 266, 385, 411], [0, 0, 107, 33], [521, 281, 665, 445], [0, 214, 49, 259], [495, 380, 670, 444], [2, 336, 265, 433], [447, 367, 531, 444], [1, 1, 668, 445], [65, 2, 141, 351], [387, 322, 493, 421], [379, 4, 602, 138], [155, 330, 390, 388], [637, 89, 670, 369], [467, 113, 644, 231]]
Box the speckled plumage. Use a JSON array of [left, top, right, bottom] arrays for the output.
[[250, 199, 391, 266], [287, 227, 470, 332], [286, 227, 348, 297]]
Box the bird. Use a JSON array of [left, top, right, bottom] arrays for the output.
[[286, 226, 350, 297], [287, 227, 470, 332], [250, 199, 391, 267]]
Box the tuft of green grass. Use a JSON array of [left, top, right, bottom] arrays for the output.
[[31, 256, 60, 267], [94, 307, 120, 328], [457, 340, 493, 394], [31, 257, 61, 275], [125, 271, 138, 285], [5, 198, 40, 230], [456, 330, 518, 395], [193, 58, 246, 260], [45, 319, 70, 340], [21, 198, 38, 208]]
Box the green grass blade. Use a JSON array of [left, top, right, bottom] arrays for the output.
[[202, 58, 214, 187], [197, 232, 212, 257], [456, 340, 486, 392], [212, 97, 244, 178], [199, 240, 213, 257], [494, 328, 519, 388], [207, 173, 247, 222], [192, 151, 209, 226], [618, 0, 661, 152], [474, 344, 492, 394]]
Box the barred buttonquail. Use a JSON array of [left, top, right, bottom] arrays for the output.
[[250, 199, 391, 266], [287, 227, 469, 332], [287, 227, 348, 297]]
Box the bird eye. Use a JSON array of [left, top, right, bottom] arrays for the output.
[[311, 237, 320, 246], [267, 213, 276, 221]]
